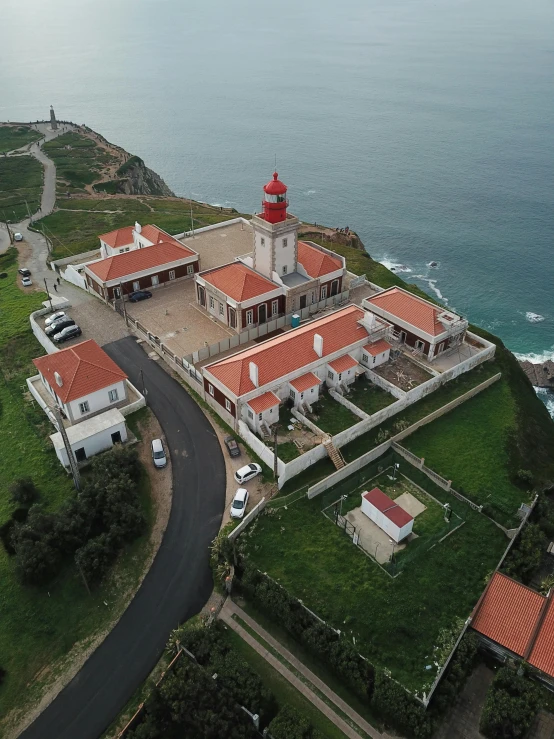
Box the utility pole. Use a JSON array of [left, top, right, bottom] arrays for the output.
[[77, 559, 91, 596], [140, 368, 147, 406], [2, 219, 13, 244], [52, 406, 81, 491], [119, 280, 128, 326], [43, 278, 53, 312]]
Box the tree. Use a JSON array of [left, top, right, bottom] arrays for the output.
[[15, 537, 61, 585], [75, 534, 114, 584], [268, 706, 312, 739], [480, 668, 540, 738], [9, 478, 39, 507]]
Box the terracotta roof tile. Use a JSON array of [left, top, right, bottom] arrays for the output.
[[367, 287, 461, 336], [471, 572, 545, 657], [206, 306, 369, 397], [33, 340, 127, 403], [202, 263, 279, 302], [247, 391, 281, 414], [328, 354, 358, 373], [364, 339, 392, 356], [528, 597, 554, 678], [99, 226, 135, 248], [87, 241, 196, 282], [363, 488, 413, 527], [297, 241, 343, 279], [289, 372, 321, 392]]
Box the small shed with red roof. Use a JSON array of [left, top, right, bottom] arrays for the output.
[[361, 487, 414, 543]]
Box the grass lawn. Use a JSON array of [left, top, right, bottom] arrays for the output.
[[346, 377, 396, 416], [241, 471, 506, 694], [0, 125, 41, 154], [311, 392, 360, 435], [44, 132, 119, 193], [404, 380, 529, 526], [0, 156, 43, 221], [277, 441, 301, 462]]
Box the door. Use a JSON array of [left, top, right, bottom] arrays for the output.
[[197, 285, 206, 306], [111, 431, 122, 444], [258, 303, 267, 324], [399, 330, 407, 344], [299, 294, 307, 309], [229, 307, 237, 329], [75, 447, 87, 462], [331, 280, 339, 296]]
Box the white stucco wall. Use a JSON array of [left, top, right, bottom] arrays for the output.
[[360, 348, 390, 369], [289, 383, 319, 409], [67, 379, 127, 422], [325, 364, 356, 388], [52, 413, 128, 468], [274, 233, 297, 277]]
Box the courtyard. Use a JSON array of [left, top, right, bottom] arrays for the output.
[[372, 351, 434, 391]]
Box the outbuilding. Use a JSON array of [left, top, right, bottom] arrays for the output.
[[361, 487, 414, 543]]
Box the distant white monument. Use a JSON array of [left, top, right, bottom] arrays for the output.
[[49, 105, 58, 131]]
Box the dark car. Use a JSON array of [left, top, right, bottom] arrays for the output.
[[224, 436, 241, 458], [54, 325, 82, 343], [18, 268, 31, 277], [45, 318, 75, 336], [129, 290, 152, 303]]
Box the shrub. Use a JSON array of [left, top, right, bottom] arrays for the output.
[[268, 706, 313, 739], [430, 632, 479, 714], [502, 524, 547, 584], [480, 667, 540, 738], [0, 666, 6, 686], [9, 477, 40, 507], [516, 469, 534, 486], [372, 672, 434, 738], [75, 534, 115, 584]]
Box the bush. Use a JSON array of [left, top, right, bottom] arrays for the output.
[[516, 469, 534, 486], [0, 666, 6, 686], [502, 524, 547, 584], [268, 706, 315, 739], [75, 534, 115, 584], [372, 672, 434, 738], [480, 668, 540, 738], [430, 632, 479, 714], [9, 477, 40, 507]]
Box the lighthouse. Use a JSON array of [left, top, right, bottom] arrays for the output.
[[252, 171, 300, 281]]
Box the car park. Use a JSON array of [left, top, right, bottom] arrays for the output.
[[45, 311, 67, 327], [129, 290, 152, 303], [230, 488, 249, 519], [224, 436, 241, 458], [234, 463, 262, 485], [45, 318, 75, 336], [151, 438, 167, 468], [18, 268, 31, 277], [21, 276, 32, 287], [53, 325, 82, 343], [13, 233, 23, 242]]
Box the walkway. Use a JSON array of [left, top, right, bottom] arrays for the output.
[[220, 599, 393, 739], [20, 336, 226, 739]]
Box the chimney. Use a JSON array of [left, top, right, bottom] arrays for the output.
[[249, 361, 259, 388], [54, 371, 63, 387], [134, 221, 142, 234], [313, 333, 323, 358]]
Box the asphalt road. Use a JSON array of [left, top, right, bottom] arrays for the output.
[[20, 336, 226, 739]]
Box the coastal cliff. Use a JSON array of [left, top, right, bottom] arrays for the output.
[[519, 359, 554, 389], [93, 155, 175, 197]]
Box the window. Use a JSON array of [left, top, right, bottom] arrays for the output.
[[258, 413, 262, 421], [246, 309, 253, 325], [338, 373, 342, 381], [261, 237, 265, 247], [311, 387, 315, 393], [289, 389, 295, 400], [415, 339, 425, 351], [125, 247, 130, 252], [269, 408, 273, 414], [282, 265, 288, 275], [225, 399, 231, 412], [208, 383, 214, 397], [187, 264, 194, 275], [283, 238, 288, 248], [248, 410, 253, 419], [79, 401, 90, 414], [151, 275, 159, 286], [119, 248, 124, 254], [327, 371, 334, 380], [169, 270, 176, 281], [362, 353, 368, 363], [272, 299, 278, 316], [209, 296, 215, 310], [300, 392, 304, 400], [229, 308, 237, 329], [114, 287, 121, 298], [133, 281, 140, 291], [219, 302, 224, 315], [311, 292, 315, 304], [321, 286, 327, 300], [108, 389, 119, 403]]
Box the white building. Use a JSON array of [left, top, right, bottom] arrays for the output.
[[361, 487, 414, 543]]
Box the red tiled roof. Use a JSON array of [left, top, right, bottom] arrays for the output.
[[205, 306, 369, 397], [297, 241, 343, 279], [247, 391, 280, 414], [363, 487, 413, 528], [33, 340, 127, 403], [99, 226, 135, 248], [529, 598, 554, 678], [471, 572, 545, 657], [367, 287, 461, 336], [202, 263, 279, 302], [328, 354, 358, 373], [364, 339, 392, 356], [87, 241, 196, 282], [289, 372, 320, 392]]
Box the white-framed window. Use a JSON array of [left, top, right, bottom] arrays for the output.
[[261, 237, 265, 246], [269, 408, 273, 414], [114, 287, 121, 298], [289, 389, 295, 399], [225, 399, 231, 412], [248, 410, 253, 419], [208, 383, 214, 397], [327, 371, 334, 380], [219, 302, 224, 316], [119, 248, 125, 254], [272, 299, 278, 316], [415, 339, 425, 350], [151, 275, 159, 286], [311, 387, 315, 393], [169, 270, 176, 281], [246, 309, 253, 325], [311, 292, 315, 304], [209, 296, 215, 310], [108, 388, 119, 403], [321, 286, 327, 300], [301, 392, 304, 400], [338, 373, 342, 381], [283, 238, 288, 247], [362, 353, 369, 363], [187, 264, 194, 275], [133, 281, 140, 291], [79, 401, 90, 414], [282, 265, 288, 275], [258, 413, 262, 421], [125, 247, 130, 252]]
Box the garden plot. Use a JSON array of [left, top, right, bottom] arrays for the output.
[[307, 391, 361, 435], [372, 352, 433, 391], [276, 408, 322, 462], [345, 376, 396, 415]]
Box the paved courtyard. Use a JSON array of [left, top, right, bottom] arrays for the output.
[[178, 220, 252, 271], [434, 664, 494, 739]]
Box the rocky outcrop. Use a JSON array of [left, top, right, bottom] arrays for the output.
[[519, 360, 554, 388], [93, 156, 175, 197]]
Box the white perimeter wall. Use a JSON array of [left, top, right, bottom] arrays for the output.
[[55, 420, 128, 467]]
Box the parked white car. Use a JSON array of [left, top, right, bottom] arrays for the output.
[[230, 488, 249, 519], [151, 438, 167, 468], [14, 232, 23, 242], [21, 276, 32, 287], [45, 311, 67, 327], [234, 463, 262, 485]]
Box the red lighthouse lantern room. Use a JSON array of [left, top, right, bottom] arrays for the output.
[[261, 172, 288, 224]]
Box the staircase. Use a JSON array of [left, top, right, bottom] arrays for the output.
[[323, 438, 346, 470], [260, 421, 272, 439]]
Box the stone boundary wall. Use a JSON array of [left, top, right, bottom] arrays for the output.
[[50, 248, 100, 269], [62, 264, 88, 290], [291, 408, 326, 437], [238, 420, 285, 475], [364, 368, 406, 400], [307, 441, 392, 498], [30, 301, 71, 355], [119, 380, 147, 416], [227, 498, 267, 542], [174, 216, 251, 240], [328, 388, 368, 419]]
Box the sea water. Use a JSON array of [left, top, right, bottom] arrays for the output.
[[1, 0, 552, 410]]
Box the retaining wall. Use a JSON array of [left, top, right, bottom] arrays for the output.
[[238, 421, 285, 475], [329, 388, 368, 419], [30, 302, 71, 355], [119, 381, 147, 416], [227, 497, 267, 542]]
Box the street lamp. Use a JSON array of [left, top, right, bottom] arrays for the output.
[[339, 494, 348, 517], [388, 462, 400, 482]]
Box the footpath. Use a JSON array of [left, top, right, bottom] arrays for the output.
[[220, 599, 394, 739]]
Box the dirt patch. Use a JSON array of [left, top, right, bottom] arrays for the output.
[[373, 352, 434, 391], [3, 409, 172, 739]]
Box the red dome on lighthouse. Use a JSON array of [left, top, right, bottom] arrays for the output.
[[261, 171, 288, 223]]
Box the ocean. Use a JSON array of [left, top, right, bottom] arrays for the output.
[[1, 0, 553, 412]]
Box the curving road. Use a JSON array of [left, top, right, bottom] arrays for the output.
[[20, 336, 226, 739]]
